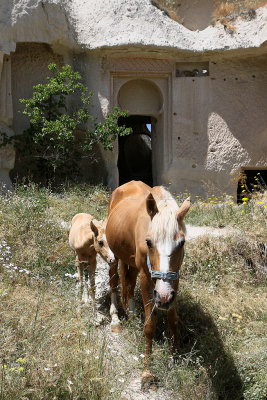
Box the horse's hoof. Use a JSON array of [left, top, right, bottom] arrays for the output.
[[110, 314, 121, 333], [141, 369, 158, 391], [110, 322, 122, 333]]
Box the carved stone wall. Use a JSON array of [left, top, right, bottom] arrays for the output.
[[0, 53, 15, 191]]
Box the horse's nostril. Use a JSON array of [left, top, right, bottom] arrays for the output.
[[153, 289, 160, 302]]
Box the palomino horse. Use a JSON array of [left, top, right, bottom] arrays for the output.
[[106, 181, 190, 385], [69, 213, 116, 304]]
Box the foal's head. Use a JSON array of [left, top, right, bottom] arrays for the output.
[[90, 219, 116, 265], [145, 189, 190, 310]]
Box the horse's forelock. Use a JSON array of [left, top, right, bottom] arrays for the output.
[[150, 188, 179, 243]]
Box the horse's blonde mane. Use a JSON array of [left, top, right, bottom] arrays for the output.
[[151, 187, 180, 243]]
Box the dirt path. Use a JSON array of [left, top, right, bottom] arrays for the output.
[[186, 224, 236, 241], [95, 258, 175, 399]]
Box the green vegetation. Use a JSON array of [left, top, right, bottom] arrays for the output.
[[0, 183, 266, 399], [1, 64, 131, 182]]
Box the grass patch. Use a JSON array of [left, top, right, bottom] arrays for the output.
[[0, 274, 123, 399], [0, 182, 266, 399]]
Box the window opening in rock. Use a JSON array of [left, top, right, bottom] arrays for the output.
[[118, 115, 153, 186], [176, 62, 209, 77], [237, 168, 267, 203], [146, 123, 152, 132]]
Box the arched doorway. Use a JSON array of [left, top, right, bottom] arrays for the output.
[[116, 79, 164, 186], [118, 115, 153, 186]]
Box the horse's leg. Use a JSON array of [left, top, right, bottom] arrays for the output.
[[109, 260, 120, 332], [120, 263, 138, 315], [139, 270, 156, 388], [167, 306, 179, 358], [167, 281, 179, 357], [76, 256, 84, 302], [85, 254, 96, 305]]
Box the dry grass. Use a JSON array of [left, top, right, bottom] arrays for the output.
[[152, 1, 266, 31], [0, 182, 266, 399], [213, 2, 235, 18], [0, 276, 122, 399]]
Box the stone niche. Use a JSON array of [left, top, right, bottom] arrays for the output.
[[9, 43, 63, 181]]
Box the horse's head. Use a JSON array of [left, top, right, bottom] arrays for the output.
[[145, 191, 190, 311], [90, 219, 117, 265]]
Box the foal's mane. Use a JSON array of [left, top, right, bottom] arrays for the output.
[[150, 187, 180, 243]]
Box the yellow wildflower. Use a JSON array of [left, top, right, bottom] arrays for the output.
[[242, 198, 248, 201], [229, 202, 233, 205], [243, 202, 247, 205], [232, 313, 242, 319], [257, 202, 262, 205], [242, 210, 244, 213], [16, 358, 27, 364]]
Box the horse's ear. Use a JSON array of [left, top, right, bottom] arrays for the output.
[[176, 197, 190, 221], [146, 193, 158, 219], [90, 219, 99, 237]]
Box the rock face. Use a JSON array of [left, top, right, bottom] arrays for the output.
[[0, 0, 267, 197]]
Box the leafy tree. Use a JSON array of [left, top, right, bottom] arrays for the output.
[[1, 63, 131, 181]]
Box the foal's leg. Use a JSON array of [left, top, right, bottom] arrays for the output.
[[85, 254, 97, 305], [76, 256, 84, 302], [109, 260, 120, 332], [140, 270, 156, 388], [120, 263, 138, 315]]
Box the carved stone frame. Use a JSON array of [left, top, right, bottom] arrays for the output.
[[108, 58, 174, 185]]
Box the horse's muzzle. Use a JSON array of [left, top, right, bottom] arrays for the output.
[[153, 289, 175, 311]]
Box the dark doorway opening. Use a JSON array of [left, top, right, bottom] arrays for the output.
[[118, 115, 153, 186], [237, 168, 267, 203]]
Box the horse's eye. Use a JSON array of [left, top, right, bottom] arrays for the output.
[[98, 240, 104, 247], [178, 238, 185, 247], [146, 239, 152, 248]]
